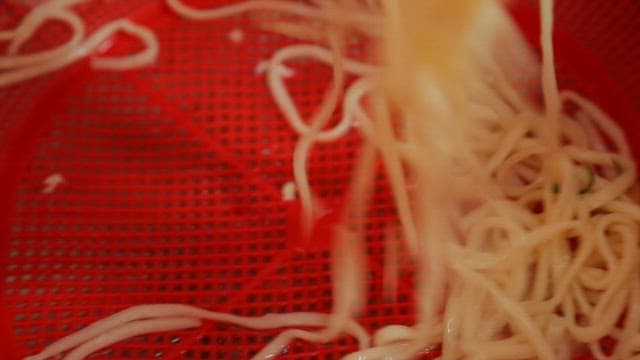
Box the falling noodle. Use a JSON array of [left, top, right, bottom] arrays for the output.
[[23, 0, 640, 359]]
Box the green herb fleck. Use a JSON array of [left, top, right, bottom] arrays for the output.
[[578, 167, 595, 194], [551, 167, 594, 195]]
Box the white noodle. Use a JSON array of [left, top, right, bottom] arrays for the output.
[[41, 172, 65, 194]]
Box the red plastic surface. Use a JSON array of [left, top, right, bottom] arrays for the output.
[[0, 1, 638, 359]]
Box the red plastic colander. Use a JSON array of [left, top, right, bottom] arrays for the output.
[[0, 1, 638, 359]]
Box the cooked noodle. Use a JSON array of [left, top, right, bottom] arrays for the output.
[[25, 305, 368, 360], [24, 0, 640, 359], [0, 0, 157, 87]]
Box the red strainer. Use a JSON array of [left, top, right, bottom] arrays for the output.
[[0, 1, 638, 359]]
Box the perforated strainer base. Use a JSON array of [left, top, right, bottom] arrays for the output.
[[0, 1, 638, 359]]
